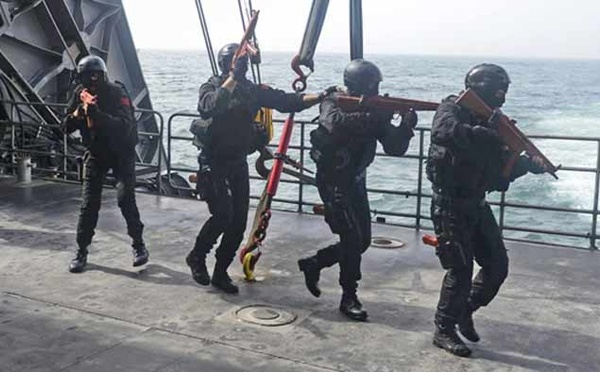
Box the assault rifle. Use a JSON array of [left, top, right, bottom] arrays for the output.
[[79, 89, 97, 129], [337, 94, 439, 114], [231, 10, 260, 68], [456, 89, 559, 179]]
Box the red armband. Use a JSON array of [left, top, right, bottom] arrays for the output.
[[120, 97, 131, 107]]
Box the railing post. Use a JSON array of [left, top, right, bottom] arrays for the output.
[[156, 112, 164, 194], [590, 141, 600, 250], [166, 114, 173, 187], [499, 191, 506, 237], [416, 129, 425, 229], [62, 130, 68, 180], [20, 114, 24, 158], [10, 112, 16, 172], [297, 121, 306, 213]]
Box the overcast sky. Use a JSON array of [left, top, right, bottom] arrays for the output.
[[122, 0, 600, 60]]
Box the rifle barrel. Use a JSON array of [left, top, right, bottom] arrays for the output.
[[337, 95, 438, 113], [234, 10, 260, 62], [456, 89, 559, 178]]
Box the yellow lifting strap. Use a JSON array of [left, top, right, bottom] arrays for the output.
[[254, 107, 274, 142]]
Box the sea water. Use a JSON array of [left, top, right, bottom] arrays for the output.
[[139, 50, 600, 248]]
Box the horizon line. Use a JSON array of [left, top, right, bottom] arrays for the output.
[[134, 48, 600, 62]]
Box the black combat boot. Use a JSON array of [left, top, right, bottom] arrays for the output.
[[211, 263, 239, 294], [458, 310, 480, 342], [433, 320, 472, 357], [186, 252, 210, 286], [132, 242, 149, 267], [339, 293, 368, 321], [69, 247, 88, 273], [298, 257, 321, 298]]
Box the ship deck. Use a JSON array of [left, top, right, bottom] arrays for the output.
[[1, 177, 599, 372]]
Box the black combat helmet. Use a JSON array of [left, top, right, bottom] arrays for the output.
[[217, 43, 239, 73], [465, 63, 511, 108], [77, 55, 107, 89], [343, 59, 382, 96]]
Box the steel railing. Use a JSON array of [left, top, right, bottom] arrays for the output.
[[3, 102, 596, 251], [166, 112, 600, 251], [0, 99, 165, 190]]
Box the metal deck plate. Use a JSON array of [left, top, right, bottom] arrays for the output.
[[371, 236, 405, 249], [235, 304, 298, 327]]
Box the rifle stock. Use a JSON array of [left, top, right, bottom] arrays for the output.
[[80, 89, 97, 106], [232, 10, 260, 68], [79, 89, 97, 129], [336, 94, 439, 115], [455, 89, 559, 179]]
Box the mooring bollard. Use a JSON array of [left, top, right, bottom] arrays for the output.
[[17, 155, 32, 183]]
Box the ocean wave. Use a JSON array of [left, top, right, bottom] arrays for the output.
[[141, 50, 599, 247]]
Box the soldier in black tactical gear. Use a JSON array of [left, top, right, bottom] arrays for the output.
[[186, 43, 321, 294], [297, 59, 418, 321], [427, 63, 547, 357], [64, 55, 149, 273]]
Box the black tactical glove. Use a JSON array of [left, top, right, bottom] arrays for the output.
[[318, 85, 339, 102], [230, 54, 249, 81], [472, 125, 501, 144], [527, 155, 547, 174], [400, 109, 418, 129], [487, 108, 503, 130]]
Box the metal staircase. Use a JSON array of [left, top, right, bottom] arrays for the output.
[[0, 0, 161, 179]]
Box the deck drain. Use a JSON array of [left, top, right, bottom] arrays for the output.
[[371, 237, 405, 249], [235, 304, 297, 327]]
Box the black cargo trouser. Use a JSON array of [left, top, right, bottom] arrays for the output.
[[313, 170, 372, 295], [191, 161, 249, 269], [76, 151, 144, 249], [431, 191, 509, 325]]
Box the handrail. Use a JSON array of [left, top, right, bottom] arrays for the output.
[[166, 111, 202, 192], [3, 101, 597, 252], [166, 112, 600, 251], [0, 99, 164, 190]]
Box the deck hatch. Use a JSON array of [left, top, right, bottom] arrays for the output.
[[371, 237, 405, 249], [235, 304, 297, 327]]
